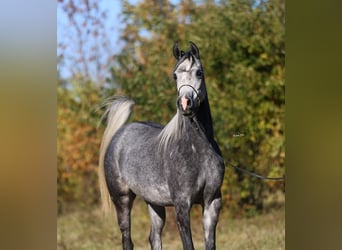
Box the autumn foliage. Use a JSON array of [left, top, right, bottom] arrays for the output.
[[57, 79, 104, 212]]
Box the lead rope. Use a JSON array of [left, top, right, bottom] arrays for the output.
[[225, 161, 285, 181], [190, 118, 285, 181], [181, 89, 284, 182]]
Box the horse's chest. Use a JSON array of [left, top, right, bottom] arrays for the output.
[[166, 144, 222, 188]]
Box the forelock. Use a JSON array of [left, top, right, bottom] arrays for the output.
[[174, 51, 199, 71]]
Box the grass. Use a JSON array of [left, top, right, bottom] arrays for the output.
[[57, 198, 284, 250]]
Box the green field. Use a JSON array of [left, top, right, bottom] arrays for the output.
[[58, 198, 284, 250]]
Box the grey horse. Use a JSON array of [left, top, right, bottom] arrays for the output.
[[99, 42, 225, 250]]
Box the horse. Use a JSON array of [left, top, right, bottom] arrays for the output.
[[98, 42, 225, 250]]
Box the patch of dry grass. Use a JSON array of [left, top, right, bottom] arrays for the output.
[[58, 198, 284, 249]]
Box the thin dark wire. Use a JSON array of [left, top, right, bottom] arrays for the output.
[[226, 161, 285, 181]]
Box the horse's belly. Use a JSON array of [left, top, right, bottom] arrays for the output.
[[120, 164, 172, 205], [127, 180, 173, 206]]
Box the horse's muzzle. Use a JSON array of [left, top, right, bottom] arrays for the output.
[[177, 95, 199, 116]]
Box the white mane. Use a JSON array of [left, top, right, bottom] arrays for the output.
[[158, 111, 184, 152]]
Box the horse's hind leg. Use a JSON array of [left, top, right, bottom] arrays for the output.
[[113, 191, 136, 250], [147, 204, 165, 250]]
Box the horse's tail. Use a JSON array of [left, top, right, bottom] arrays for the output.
[[98, 97, 135, 215]]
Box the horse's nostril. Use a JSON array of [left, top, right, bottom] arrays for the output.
[[179, 96, 195, 113], [181, 96, 191, 111]]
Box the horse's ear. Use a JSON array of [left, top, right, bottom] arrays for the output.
[[173, 42, 184, 60], [189, 41, 200, 59]]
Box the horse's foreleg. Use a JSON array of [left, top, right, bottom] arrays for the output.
[[175, 203, 194, 250], [148, 204, 166, 250], [202, 196, 222, 250], [113, 192, 136, 250]]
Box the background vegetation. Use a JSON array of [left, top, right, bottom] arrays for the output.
[[58, 0, 285, 217]]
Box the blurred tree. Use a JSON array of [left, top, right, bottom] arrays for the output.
[[57, 0, 116, 85], [57, 0, 117, 212], [57, 76, 104, 213]]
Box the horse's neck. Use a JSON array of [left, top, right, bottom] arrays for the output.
[[195, 98, 222, 156], [196, 96, 214, 140]]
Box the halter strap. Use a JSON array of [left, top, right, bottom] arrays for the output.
[[177, 84, 199, 97]]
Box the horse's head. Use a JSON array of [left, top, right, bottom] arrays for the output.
[[173, 42, 206, 116]]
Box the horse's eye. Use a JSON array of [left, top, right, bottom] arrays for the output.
[[173, 73, 177, 80], [196, 70, 203, 78]]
